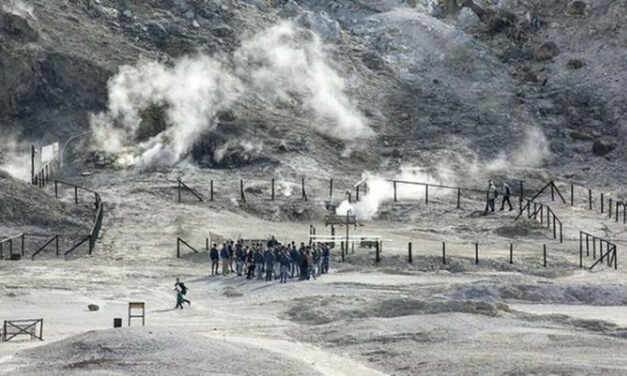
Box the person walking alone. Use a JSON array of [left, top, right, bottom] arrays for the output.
[[500, 182, 513, 211], [174, 278, 191, 307]]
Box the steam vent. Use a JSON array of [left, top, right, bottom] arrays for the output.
[[1, 1, 626, 375]]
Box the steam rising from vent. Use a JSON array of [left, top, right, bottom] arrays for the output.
[[91, 22, 372, 169], [0, 137, 31, 181], [336, 167, 456, 220], [485, 127, 551, 171], [1, 0, 36, 19]]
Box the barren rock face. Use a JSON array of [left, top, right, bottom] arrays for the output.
[[592, 137, 618, 156]]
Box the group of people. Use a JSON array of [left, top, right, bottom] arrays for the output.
[[209, 239, 331, 283], [174, 239, 332, 309], [485, 180, 513, 214]]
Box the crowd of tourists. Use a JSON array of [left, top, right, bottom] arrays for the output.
[[174, 239, 332, 309]]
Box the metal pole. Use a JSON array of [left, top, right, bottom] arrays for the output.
[[425, 184, 429, 205], [31, 145, 36, 185], [393, 181, 397, 202], [408, 242, 412, 263], [457, 189, 461, 209], [509, 243, 513, 264], [329, 179, 333, 198]]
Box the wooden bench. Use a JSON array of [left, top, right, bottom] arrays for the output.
[[1, 319, 43, 342]]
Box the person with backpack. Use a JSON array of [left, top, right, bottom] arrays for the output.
[[174, 278, 190, 309], [209, 243, 219, 275], [500, 182, 513, 211]]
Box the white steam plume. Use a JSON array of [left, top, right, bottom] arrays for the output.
[[91, 21, 372, 169], [336, 166, 456, 220], [91, 56, 242, 169], [1, 0, 36, 19], [236, 22, 372, 139], [0, 136, 31, 181], [484, 126, 551, 172]]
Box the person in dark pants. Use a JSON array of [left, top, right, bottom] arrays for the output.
[[289, 243, 300, 278], [265, 248, 276, 281], [279, 251, 291, 283], [500, 182, 513, 211], [209, 244, 219, 275], [254, 247, 265, 280], [246, 248, 255, 279], [322, 244, 330, 274], [174, 278, 191, 306], [299, 248, 308, 280]]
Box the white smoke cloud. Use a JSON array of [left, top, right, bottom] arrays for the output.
[[1, 0, 35, 19], [484, 126, 552, 172], [91, 21, 372, 169], [336, 166, 456, 220], [0, 137, 31, 181]]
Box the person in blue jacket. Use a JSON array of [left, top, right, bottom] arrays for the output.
[[254, 247, 265, 280], [264, 248, 276, 282], [220, 243, 230, 275], [279, 251, 291, 283], [209, 244, 219, 275]]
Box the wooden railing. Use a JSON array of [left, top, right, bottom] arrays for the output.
[[579, 231, 617, 270]]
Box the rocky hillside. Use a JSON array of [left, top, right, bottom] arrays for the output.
[[0, 0, 625, 186]]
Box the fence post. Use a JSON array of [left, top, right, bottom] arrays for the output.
[[54, 180, 58, 198], [206, 237, 209, 251], [609, 198, 612, 218], [271, 178, 275, 200], [177, 180, 181, 202], [31, 145, 35, 185], [550, 183, 555, 201], [457, 189, 461, 209], [210, 180, 214, 201], [543, 244, 547, 267], [552, 216, 556, 239], [624, 203, 626, 224], [519, 180, 524, 209], [570, 183, 574, 206], [177, 238, 180, 258], [408, 242, 412, 263], [593, 237, 596, 259], [588, 189, 592, 210], [55, 235, 59, 257], [601, 193, 604, 213], [615, 201, 619, 222], [559, 222, 563, 244], [509, 243, 513, 264], [393, 181, 397, 202], [579, 237, 583, 268], [425, 184, 429, 205], [240, 180, 246, 202], [341, 241, 345, 262], [74, 185, 78, 204], [21, 233, 25, 256], [302, 177, 307, 201], [442, 242, 446, 265], [475, 243, 479, 265], [88, 234, 93, 255], [375, 241, 380, 263], [329, 179, 333, 198], [540, 205, 544, 224]]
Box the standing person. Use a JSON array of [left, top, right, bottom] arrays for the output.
[[306, 250, 315, 280], [315, 245, 323, 277], [299, 248, 308, 280], [220, 243, 230, 275], [174, 278, 191, 306], [235, 242, 245, 276], [322, 244, 330, 274], [265, 248, 276, 282], [289, 243, 299, 278], [210, 243, 219, 275], [228, 241, 235, 273], [500, 182, 513, 211], [254, 247, 265, 280], [485, 180, 498, 214], [279, 251, 291, 284], [246, 248, 255, 279]]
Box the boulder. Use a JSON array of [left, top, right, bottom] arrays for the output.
[[88, 304, 100, 311], [0, 13, 38, 42], [567, 59, 586, 69], [533, 42, 560, 61], [566, 1, 587, 16], [569, 129, 595, 141], [592, 137, 617, 156]]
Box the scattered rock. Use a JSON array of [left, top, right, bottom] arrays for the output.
[[88, 304, 100, 311], [569, 129, 595, 141], [592, 137, 617, 156], [566, 1, 587, 16], [298, 10, 342, 42], [184, 10, 194, 20], [192, 20, 200, 29], [122, 9, 133, 19], [0, 13, 39, 42], [567, 59, 586, 69], [533, 41, 560, 61]]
